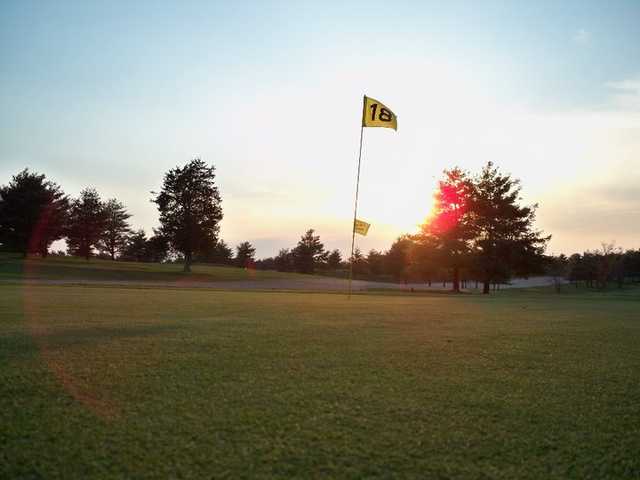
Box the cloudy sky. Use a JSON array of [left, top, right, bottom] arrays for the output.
[[2, 0, 639, 257]]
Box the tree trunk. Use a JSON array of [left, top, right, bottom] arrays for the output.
[[183, 251, 192, 272], [483, 281, 490, 294], [452, 267, 460, 293]]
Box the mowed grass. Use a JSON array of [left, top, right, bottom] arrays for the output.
[[0, 254, 302, 283], [1, 285, 639, 479]]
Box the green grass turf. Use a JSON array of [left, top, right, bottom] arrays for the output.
[[1, 284, 639, 478], [0, 253, 303, 283]]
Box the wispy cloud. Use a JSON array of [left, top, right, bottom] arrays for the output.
[[607, 76, 640, 110]]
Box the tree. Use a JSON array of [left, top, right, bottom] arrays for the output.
[[255, 256, 276, 270], [367, 249, 386, 277], [326, 249, 342, 270], [66, 188, 107, 260], [211, 240, 234, 265], [293, 229, 327, 273], [152, 158, 223, 272], [97, 199, 131, 260], [407, 234, 439, 286], [235, 241, 256, 268], [145, 230, 170, 263], [121, 229, 148, 262], [469, 162, 549, 294], [0, 169, 68, 257], [385, 235, 415, 283], [350, 247, 368, 276], [418, 168, 474, 292], [546, 254, 569, 293], [273, 248, 293, 272]]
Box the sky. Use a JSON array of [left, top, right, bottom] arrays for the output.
[[1, 0, 639, 258]]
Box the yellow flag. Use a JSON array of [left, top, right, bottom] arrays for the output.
[[354, 218, 371, 236], [362, 96, 397, 130]]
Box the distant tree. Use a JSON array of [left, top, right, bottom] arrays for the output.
[[546, 254, 569, 293], [594, 243, 621, 290], [293, 229, 328, 273], [407, 234, 439, 286], [350, 247, 367, 276], [152, 158, 223, 272], [0, 169, 69, 257], [196, 238, 234, 264], [418, 168, 474, 292], [274, 248, 294, 272], [97, 199, 131, 260], [385, 236, 414, 282], [255, 256, 276, 270], [366, 249, 386, 277], [145, 230, 170, 263], [121, 230, 148, 262], [469, 162, 549, 294], [326, 249, 342, 270], [235, 241, 256, 268], [622, 249, 640, 283], [66, 188, 107, 260], [211, 240, 234, 265]]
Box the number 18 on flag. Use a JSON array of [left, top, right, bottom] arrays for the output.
[[362, 96, 398, 131], [354, 219, 371, 236]]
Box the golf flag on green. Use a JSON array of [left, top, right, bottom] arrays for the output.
[[354, 218, 370, 236], [362, 96, 398, 130]]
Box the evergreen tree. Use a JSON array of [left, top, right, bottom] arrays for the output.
[[384, 236, 414, 282], [0, 169, 68, 257], [66, 188, 106, 260], [366, 249, 386, 276], [407, 234, 439, 286], [326, 249, 342, 270], [274, 248, 294, 272], [211, 240, 234, 265], [418, 168, 474, 292], [293, 229, 327, 273], [121, 229, 148, 262], [97, 199, 131, 260], [350, 247, 367, 276], [152, 158, 223, 272], [146, 230, 170, 263], [235, 241, 256, 268], [469, 162, 549, 294]]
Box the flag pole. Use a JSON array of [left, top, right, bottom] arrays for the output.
[[349, 99, 366, 298]]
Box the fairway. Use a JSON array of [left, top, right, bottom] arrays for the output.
[[2, 284, 639, 479]]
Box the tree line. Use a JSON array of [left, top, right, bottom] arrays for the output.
[[0, 161, 250, 271], [2, 159, 638, 292], [547, 245, 640, 291]]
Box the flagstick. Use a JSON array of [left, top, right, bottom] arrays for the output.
[[349, 123, 365, 299]]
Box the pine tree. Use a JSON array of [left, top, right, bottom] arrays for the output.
[[66, 188, 106, 260], [97, 199, 131, 260], [293, 229, 327, 274], [235, 241, 256, 268], [121, 229, 148, 262], [418, 168, 474, 292], [326, 249, 342, 270], [469, 162, 549, 294], [152, 159, 223, 272], [0, 169, 69, 257]]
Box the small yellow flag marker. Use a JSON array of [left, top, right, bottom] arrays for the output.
[[354, 219, 371, 236], [362, 96, 398, 130]]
